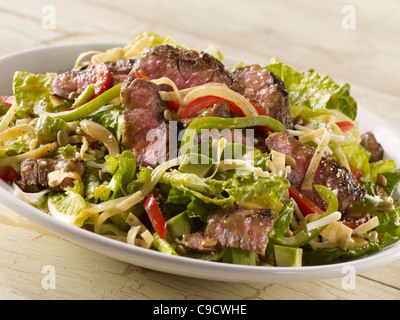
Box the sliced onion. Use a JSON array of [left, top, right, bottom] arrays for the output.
[[79, 120, 119, 157]]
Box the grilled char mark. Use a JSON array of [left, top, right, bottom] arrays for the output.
[[133, 44, 233, 90], [360, 131, 384, 163], [15, 158, 86, 193], [265, 130, 366, 213], [180, 205, 275, 256], [51, 59, 135, 100], [231, 64, 293, 129], [121, 78, 168, 168]]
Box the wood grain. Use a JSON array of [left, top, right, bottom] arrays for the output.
[[0, 0, 399, 300]]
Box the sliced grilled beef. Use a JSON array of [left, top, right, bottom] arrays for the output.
[[179, 205, 275, 256], [51, 59, 135, 100], [265, 130, 366, 213], [231, 64, 293, 129], [133, 44, 232, 90], [121, 78, 168, 168], [15, 158, 86, 193], [360, 131, 384, 163]]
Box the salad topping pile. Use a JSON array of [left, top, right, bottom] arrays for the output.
[[1, 32, 399, 267]]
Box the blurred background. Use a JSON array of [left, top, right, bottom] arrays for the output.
[[1, 0, 399, 126]]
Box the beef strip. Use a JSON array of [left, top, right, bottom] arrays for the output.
[[360, 131, 384, 163], [266, 130, 366, 213], [179, 205, 275, 256], [231, 64, 293, 129], [121, 78, 168, 168], [133, 44, 232, 90], [51, 59, 135, 100], [15, 158, 86, 193]]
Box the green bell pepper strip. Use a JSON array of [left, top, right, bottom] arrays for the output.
[[270, 185, 339, 248], [152, 232, 178, 255], [180, 116, 285, 154], [50, 83, 121, 121], [70, 84, 95, 109]]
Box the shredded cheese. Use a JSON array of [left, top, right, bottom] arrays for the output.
[[0, 124, 35, 144], [0, 142, 58, 167], [74, 50, 103, 68], [353, 216, 379, 235], [217, 159, 270, 178], [301, 128, 330, 191], [90, 157, 181, 233], [151, 77, 185, 115], [0, 103, 18, 132], [270, 150, 286, 178], [47, 170, 84, 194], [126, 226, 141, 245], [182, 84, 258, 117], [306, 211, 342, 231], [125, 213, 154, 248]]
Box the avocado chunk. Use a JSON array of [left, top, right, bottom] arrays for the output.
[[222, 247, 257, 266], [274, 245, 303, 267], [167, 211, 193, 242], [35, 114, 69, 144], [178, 153, 215, 178]]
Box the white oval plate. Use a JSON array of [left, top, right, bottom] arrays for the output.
[[0, 43, 399, 283]]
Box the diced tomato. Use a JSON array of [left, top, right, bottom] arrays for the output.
[[335, 121, 354, 132], [288, 185, 324, 216], [0, 96, 16, 109], [350, 165, 363, 181], [135, 70, 150, 80], [340, 216, 371, 229], [180, 95, 235, 118], [180, 95, 273, 135], [143, 191, 168, 239], [0, 166, 19, 184]]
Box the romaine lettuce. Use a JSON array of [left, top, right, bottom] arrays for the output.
[[265, 60, 358, 120], [12, 71, 66, 118]]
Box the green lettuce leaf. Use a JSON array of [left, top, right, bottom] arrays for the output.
[[83, 104, 124, 140], [381, 169, 400, 197], [341, 142, 371, 181], [265, 60, 357, 120], [12, 71, 65, 118], [93, 150, 137, 201]]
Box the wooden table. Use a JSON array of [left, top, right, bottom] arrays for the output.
[[0, 0, 399, 300]]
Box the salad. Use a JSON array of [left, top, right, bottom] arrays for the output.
[[0, 32, 399, 267]]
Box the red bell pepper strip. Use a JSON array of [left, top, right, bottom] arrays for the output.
[[135, 70, 150, 80], [288, 185, 324, 217], [180, 95, 235, 118], [180, 95, 273, 135], [143, 191, 168, 239], [335, 121, 354, 132], [340, 215, 373, 229], [0, 166, 19, 184]]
